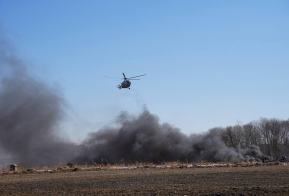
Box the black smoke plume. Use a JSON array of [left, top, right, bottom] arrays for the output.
[[75, 110, 265, 164], [0, 39, 77, 167], [0, 37, 265, 167]]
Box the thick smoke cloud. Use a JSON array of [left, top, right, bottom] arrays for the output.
[[75, 110, 265, 164], [0, 39, 77, 167], [0, 37, 265, 167], [76, 111, 192, 163]]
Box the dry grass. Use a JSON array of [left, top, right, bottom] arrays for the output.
[[1, 160, 287, 175]]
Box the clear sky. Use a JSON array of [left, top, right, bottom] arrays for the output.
[[0, 1, 289, 142]]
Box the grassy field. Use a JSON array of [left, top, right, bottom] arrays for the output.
[[0, 163, 289, 195]]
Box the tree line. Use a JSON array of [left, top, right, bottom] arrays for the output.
[[214, 118, 289, 159]]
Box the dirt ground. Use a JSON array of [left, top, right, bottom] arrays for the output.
[[0, 165, 289, 195]]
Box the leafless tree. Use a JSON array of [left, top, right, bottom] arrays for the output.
[[242, 122, 261, 147], [218, 118, 289, 159], [220, 125, 242, 148]]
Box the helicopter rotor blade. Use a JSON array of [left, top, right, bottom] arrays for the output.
[[128, 79, 140, 80], [127, 74, 146, 79], [123, 73, 126, 79], [104, 76, 123, 79]]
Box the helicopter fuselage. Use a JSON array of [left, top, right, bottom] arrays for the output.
[[105, 72, 145, 90], [118, 80, 131, 89]]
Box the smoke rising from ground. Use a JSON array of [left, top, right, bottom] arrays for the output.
[[0, 37, 265, 167], [75, 110, 264, 164], [0, 39, 78, 167]]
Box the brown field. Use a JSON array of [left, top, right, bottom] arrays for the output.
[[0, 163, 289, 195]]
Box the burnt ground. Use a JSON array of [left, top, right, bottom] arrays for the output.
[[0, 165, 289, 195]]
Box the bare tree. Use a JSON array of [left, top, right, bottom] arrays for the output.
[[242, 122, 261, 147], [258, 118, 271, 157], [218, 118, 289, 159], [268, 119, 282, 159], [220, 125, 242, 148], [280, 120, 289, 157]]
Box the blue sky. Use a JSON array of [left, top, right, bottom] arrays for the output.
[[1, 1, 289, 142]]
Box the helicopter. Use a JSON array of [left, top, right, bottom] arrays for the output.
[[105, 73, 146, 90]]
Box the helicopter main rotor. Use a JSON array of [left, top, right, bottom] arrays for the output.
[[104, 73, 146, 80], [123, 73, 146, 80], [104, 73, 146, 89]]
